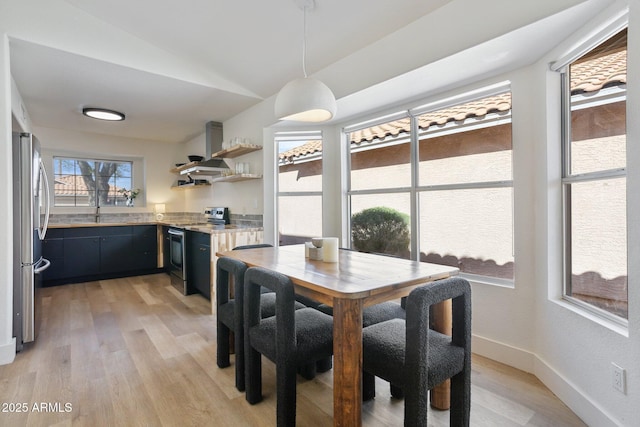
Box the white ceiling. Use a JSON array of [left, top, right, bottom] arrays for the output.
[[5, 0, 611, 143]]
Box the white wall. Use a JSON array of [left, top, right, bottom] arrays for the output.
[[181, 130, 265, 217], [530, 3, 636, 426], [35, 126, 181, 214], [0, 32, 16, 364]]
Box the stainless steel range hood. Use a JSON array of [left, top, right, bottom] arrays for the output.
[[179, 121, 230, 175]]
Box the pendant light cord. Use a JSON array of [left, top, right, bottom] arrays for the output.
[[302, 5, 308, 78]]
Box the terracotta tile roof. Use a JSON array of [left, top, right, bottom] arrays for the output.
[[352, 118, 412, 145], [570, 49, 626, 94], [278, 48, 626, 160], [279, 140, 323, 163], [351, 93, 512, 144], [54, 175, 121, 196]]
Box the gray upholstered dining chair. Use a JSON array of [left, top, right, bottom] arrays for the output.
[[216, 248, 306, 391], [362, 277, 472, 427], [216, 256, 259, 391], [244, 266, 334, 427], [232, 243, 331, 378]]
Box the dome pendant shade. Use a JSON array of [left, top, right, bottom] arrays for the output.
[[275, 77, 336, 122]]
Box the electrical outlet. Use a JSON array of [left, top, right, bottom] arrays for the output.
[[612, 363, 626, 394]]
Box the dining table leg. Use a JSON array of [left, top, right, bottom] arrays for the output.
[[332, 298, 363, 427], [430, 298, 453, 409]]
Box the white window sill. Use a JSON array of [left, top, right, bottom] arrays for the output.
[[459, 272, 514, 289], [552, 297, 629, 337]]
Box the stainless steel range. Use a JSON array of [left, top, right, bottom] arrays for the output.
[[204, 207, 230, 225], [168, 227, 191, 295]]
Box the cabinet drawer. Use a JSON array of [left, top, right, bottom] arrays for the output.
[[189, 231, 210, 246], [46, 228, 65, 239], [132, 225, 157, 238], [64, 227, 100, 238], [99, 226, 133, 236]]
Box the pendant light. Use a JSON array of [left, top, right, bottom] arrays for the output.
[[275, 0, 336, 122]]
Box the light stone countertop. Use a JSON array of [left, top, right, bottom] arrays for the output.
[[48, 221, 262, 234], [48, 222, 157, 228]]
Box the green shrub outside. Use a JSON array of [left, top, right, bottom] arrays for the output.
[[351, 207, 410, 256]]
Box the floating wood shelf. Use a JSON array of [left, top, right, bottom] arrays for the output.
[[211, 174, 262, 183], [210, 144, 262, 159], [170, 182, 211, 190], [169, 162, 200, 174]]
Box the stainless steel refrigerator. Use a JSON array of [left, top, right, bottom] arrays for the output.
[[12, 132, 51, 352]]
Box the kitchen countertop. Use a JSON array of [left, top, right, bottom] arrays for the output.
[[49, 222, 158, 228], [48, 221, 262, 234], [164, 223, 263, 234]]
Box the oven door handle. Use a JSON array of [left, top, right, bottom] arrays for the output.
[[168, 229, 184, 236]]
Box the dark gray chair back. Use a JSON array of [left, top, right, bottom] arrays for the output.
[[215, 256, 249, 391], [244, 266, 333, 427], [362, 277, 471, 427]]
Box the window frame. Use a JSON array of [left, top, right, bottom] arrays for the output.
[[344, 82, 515, 284], [275, 130, 324, 246], [52, 155, 136, 208], [558, 24, 628, 326], [345, 111, 414, 258]]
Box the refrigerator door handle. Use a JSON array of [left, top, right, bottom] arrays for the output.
[[38, 159, 51, 240], [33, 256, 51, 274]]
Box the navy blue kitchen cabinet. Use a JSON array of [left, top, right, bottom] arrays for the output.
[[42, 228, 65, 281], [187, 231, 211, 300], [162, 226, 171, 274], [42, 225, 160, 286], [132, 225, 158, 271], [64, 236, 100, 278], [100, 228, 134, 274]]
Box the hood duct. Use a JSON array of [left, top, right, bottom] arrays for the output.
[[179, 121, 230, 175]]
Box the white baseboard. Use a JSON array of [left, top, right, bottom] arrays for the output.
[[0, 337, 16, 365], [533, 356, 620, 427], [472, 334, 535, 373], [473, 334, 619, 427]]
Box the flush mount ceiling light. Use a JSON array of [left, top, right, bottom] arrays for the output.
[[82, 107, 125, 121], [275, 0, 336, 122]]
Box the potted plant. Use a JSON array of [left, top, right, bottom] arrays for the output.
[[118, 188, 141, 207]]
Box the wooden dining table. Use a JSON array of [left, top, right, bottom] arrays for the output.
[[216, 244, 459, 427]]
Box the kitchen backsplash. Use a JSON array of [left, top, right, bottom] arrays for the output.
[[230, 213, 263, 228], [48, 212, 263, 226]]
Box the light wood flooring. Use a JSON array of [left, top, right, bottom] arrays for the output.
[[0, 274, 586, 426]]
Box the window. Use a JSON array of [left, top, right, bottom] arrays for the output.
[[416, 91, 514, 280], [345, 85, 514, 278], [53, 157, 134, 207], [561, 28, 627, 321], [276, 131, 323, 245], [348, 113, 412, 259]]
